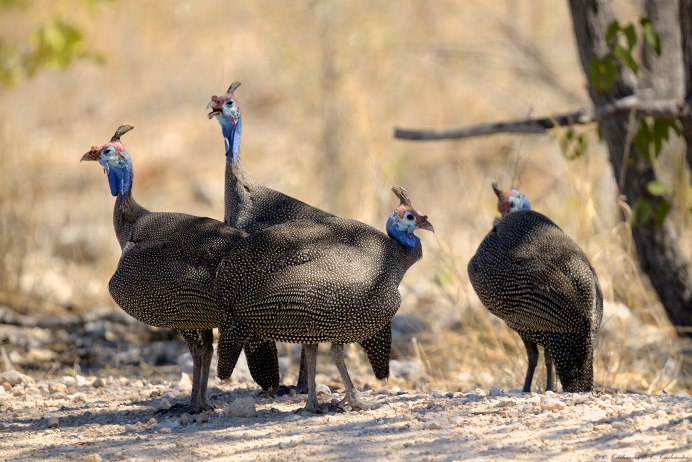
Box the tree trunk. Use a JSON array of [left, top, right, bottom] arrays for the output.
[[568, 0, 692, 335], [680, 0, 692, 172]]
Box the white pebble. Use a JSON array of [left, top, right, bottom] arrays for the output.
[[540, 397, 566, 412], [158, 398, 172, 410], [179, 414, 194, 425], [194, 413, 210, 423], [424, 419, 447, 430], [489, 387, 504, 397], [0, 371, 33, 387], [315, 384, 331, 396], [223, 397, 256, 418], [46, 417, 59, 429], [48, 383, 67, 394]]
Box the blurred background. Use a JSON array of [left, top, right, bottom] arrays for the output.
[[0, 0, 689, 393]]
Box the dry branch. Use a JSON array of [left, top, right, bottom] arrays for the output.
[[394, 95, 688, 141]]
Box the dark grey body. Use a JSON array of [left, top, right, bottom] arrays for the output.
[[222, 164, 392, 381], [215, 217, 422, 409], [108, 192, 279, 412], [467, 210, 602, 392]]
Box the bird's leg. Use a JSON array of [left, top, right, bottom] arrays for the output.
[[161, 330, 212, 415], [198, 329, 215, 410], [544, 348, 555, 392], [276, 345, 308, 396], [521, 337, 539, 393], [296, 346, 309, 393], [331, 344, 384, 411], [302, 344, 320, 413]]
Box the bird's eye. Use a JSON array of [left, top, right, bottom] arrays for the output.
[[405, 213, 414, 220], [225, 100, 234, 106]]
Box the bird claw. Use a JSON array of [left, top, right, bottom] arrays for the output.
[[340, 391, 388, 411]]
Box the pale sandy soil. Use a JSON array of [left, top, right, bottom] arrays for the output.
[[1, 370, 690, 462]]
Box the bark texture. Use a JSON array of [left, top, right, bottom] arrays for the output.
[[568, 0, 691, 335]]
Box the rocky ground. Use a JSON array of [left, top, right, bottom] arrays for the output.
[[1, 305, 691, 461], [1, 369, 690, 462]]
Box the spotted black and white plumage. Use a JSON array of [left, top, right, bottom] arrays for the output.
[[81, 124, 280, 413], [467, 183, 602, 392], [215, 186, 433, 412], [208, 82, 392, 387]]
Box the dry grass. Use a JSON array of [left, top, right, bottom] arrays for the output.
[[0, 0, 689, 392]]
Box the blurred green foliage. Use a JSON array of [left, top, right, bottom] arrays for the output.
[[581, 18, 681, 227], [0, 0, 108, 87]]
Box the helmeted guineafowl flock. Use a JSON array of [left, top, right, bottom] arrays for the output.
[[82, 81, 603, 414]]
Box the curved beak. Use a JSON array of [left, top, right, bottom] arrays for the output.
[[417, 215, 434, 233], [80, 150, 99, 162], [207, 97, 222, 119]]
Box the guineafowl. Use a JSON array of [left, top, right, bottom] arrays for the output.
[[214, 186, 433, 412], [467, 183, 603, 392], [81, 124, 280, 413], [207, 82, 393, 390]]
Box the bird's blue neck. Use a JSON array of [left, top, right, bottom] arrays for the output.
[[219, 116, 242, 165], [386, 215, 420, 249], [105, 161, 133, 202]]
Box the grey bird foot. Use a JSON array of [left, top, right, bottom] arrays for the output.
[[299, 397, 337, 414], [338, 391, 388, 412]]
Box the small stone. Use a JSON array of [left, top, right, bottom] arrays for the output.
[[48, 383, 67, 394], [84, 455, 102, 462], [223, 396, 256, 418], [160, 427, 172, 434], [124, 424, 137, 432], [284, 414, 304, 422], [278, 436, 300, 448], [158, 398, 172, 410], [571, 393, 592, 405], [0, 371, 33, 387], [47, 417, 60, 429], [423, 419, 447, 430], [92, 378, 106, 388], [315, 384, 331, 396], [146, 418, 158, 426], [75, 375, 91, 387], [540, 397, 566, 412], [179, 413, 194, 425], [489, 387, 503, 397], [194, 413, 209, 423]]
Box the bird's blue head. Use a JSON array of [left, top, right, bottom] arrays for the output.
[[386, 186, 434, 249], [207, 81, 242, 164], [81, 124, 135, 200], [492, 182, 531, 216]]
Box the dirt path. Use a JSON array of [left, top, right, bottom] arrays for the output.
[[1, 371, 690, 461]]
